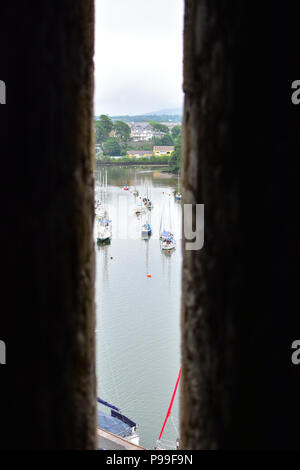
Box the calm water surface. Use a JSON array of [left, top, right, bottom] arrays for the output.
[[95, 166, 182, 449]]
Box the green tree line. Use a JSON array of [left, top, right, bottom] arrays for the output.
[[95, 115, 182, 172]]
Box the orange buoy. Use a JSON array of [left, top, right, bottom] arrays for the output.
[[147, 274, 151, 278], [168, 250, 170, 253]]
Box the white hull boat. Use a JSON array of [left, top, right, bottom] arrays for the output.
[[97, 222, 112, 242], [161, 238, 176, 250]]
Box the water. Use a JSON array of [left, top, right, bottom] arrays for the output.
[[95, 165, 182, 449]]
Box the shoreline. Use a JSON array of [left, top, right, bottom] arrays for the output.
[[95, 161, 169, 167]]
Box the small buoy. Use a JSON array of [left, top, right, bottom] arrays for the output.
[[110, 256, 113, 260], [147, 274, 151, 278], [168, 250, 170, 253]]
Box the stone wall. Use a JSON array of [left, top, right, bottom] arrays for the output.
[[181, 0, 300, 449], [0, 1, 96, 449]]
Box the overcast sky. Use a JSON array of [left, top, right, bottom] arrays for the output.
[[94, 0, 184, 116]]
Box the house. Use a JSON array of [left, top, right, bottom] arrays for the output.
[[130, 122, 153, 141], [129, 122, 165, 142], [153, 146, 174, 156], [127, 150, 152, 159]]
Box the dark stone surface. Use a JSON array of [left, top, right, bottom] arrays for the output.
[[181, 0, 300, 449], [0, 1, 96, 449]]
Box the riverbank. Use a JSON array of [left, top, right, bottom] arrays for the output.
[[96, 160, 168, 167]]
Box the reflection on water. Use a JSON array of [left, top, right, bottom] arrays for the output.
[[95, 165, 182, 449]]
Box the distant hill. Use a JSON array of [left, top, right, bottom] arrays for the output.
[[109, 113, 182, 123], [145, 107, 182, 116]]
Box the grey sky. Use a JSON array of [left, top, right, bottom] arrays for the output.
[[94, 0, 184, 116]]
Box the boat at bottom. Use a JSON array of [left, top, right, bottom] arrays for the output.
[[155, 368, 181, 450], [97, 398, 144, 450]]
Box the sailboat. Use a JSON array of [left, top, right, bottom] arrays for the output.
[[97, 216, 112, 244], [133, 199, 145, 216], [97, 170, 112, 244], [160, 196, 176, 250], [161, 234, 176, 251], [95, 172, 105, 218], [175, 172, 182, 200], [141, 208, 152, 239], [142, 185, 153, 209], [141, 222, 151, 239]]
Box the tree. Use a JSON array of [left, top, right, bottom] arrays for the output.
[[95, 115, 113, 144], [153, 134, 174, 146], [171, 125, 181, 139], [168, 133, 181, 173], [99, 114, 113, 134], [102, 138, 121, 156], [149, 121, 169, 134], [114, 120, 131, 143]]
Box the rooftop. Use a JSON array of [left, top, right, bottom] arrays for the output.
[[153, 146, 174, 151]]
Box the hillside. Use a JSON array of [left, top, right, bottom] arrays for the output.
[[108, 113, 182, 123]]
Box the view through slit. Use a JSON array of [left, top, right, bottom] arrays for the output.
[[93, 0, 184, 449]]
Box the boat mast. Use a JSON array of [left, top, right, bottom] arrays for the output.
[[157, 367, 181, 443], [169, 196, 172, 233], [160, 195, 165, 234], [105, 169, 107, 209]]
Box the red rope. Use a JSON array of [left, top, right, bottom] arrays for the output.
[[158, 367, 182, 441]]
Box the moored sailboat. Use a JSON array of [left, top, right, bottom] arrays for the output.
[[142, 185, 153, 209], [161, 232, 176, 250], [141, 223, 151, 239], [133, 201, 146, 216], [141, 193, 152, 239], [175, 172, 182, 200], [97, 214, 112, 244], [160, 195, 176, 250], [96, 170, 112, 244]]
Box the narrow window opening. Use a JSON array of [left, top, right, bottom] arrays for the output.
[[93, 0, 184, 450]]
